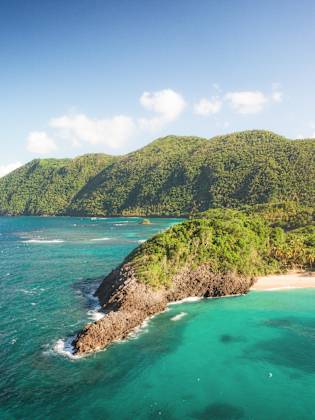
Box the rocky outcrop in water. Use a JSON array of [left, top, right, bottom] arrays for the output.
[[72, 263, 254, 355]]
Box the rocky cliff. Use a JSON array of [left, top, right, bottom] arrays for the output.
[[73, 263, 254, 355]]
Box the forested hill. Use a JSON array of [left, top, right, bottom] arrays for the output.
[[0, 154, 116, 215], [0, 130, 314, 216]]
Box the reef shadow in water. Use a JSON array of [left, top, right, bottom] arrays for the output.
[[245, 317, 315, 374], [192, 402, 244, 419], [220, 334, 246, 344]]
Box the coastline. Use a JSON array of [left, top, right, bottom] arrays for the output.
[[72, 265, 254, 355], [251, 271, 315, 291], [0, 213, 188, 219]]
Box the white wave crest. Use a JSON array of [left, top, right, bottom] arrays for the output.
[[90, 237, 111, 242], [125, 317, 152, 340], [169, 296, 202, 305], [85, 290, 106, 322], [138, 239, 146, 244], [87, 309, 105, 321], [23, 239, 65, 244], [52, 336, 78, 359], [170, 312, 187, 321]]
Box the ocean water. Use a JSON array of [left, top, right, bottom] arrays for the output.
[[0, 217, 315, 420]]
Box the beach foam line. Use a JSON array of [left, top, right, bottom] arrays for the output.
[[170, 312, 187, 321], [169, 296, 202, 305], [22, 239, 65, 244], [138, 239, 146, 244]]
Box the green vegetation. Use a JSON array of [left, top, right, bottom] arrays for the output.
[[0, 130, 314, 216], [0, 154, 115, 215], [127, 203, 314, 287], [139, 218, 152, 225]]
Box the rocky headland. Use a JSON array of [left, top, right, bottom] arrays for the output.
[[72, 204, 314, 356], [73, 263, 254, 355]]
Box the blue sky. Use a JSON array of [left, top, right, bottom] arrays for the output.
[[1, 0, 315, 175]]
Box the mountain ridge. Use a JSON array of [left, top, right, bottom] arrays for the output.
[[0, 130, 314, 216]]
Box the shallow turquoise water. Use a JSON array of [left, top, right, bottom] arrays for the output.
[[0, 217, 315, 420]]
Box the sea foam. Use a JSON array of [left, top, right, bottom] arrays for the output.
[[169, 296, 202, 305], [52, 336, 78, 359], [86, 290, 106, 321], [170, 312, 187, 321], [87, 309, 105, 321]]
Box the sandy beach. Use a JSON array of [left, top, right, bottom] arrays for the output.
[[251, 271, 315, 291]]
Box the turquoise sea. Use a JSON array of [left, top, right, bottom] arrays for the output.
[[0, 216, 315, 420]]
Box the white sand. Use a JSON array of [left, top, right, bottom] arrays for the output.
[[251, 271, 315, 291]]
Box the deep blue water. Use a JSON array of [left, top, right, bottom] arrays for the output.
[[0, 216, 315, 420]]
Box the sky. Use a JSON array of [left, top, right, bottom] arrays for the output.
[[1, 0, 315, 176]]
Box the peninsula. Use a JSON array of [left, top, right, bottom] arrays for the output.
[[73, 203, 314, 355]]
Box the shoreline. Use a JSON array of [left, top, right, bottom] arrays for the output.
[[56, 272, 315, 359], [251, 271, 315, 291], [0, 214, 188, 219]]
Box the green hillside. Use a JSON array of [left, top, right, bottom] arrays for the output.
[[0, 130, 314, 216], [0, 154, 115, 215], [126, 202, 315, 287]]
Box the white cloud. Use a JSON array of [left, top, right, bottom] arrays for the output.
[[0, 161, 23, 177], [271, 91, 283, 103], [28, 90, 185, 154], [271, 83, 283, 103], [50, 114, 135, 149], [27, 131, 57, 154], [225, 90, 268, 114], [139, 89, 186, 130], [194, 97, 222, 116]]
